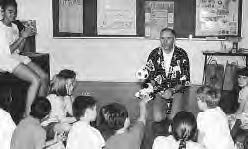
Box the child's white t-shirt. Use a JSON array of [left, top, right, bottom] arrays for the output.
[[66, 120, 105, 149], [0, 21, 19, 55], [152, 135, 205, 149], [197, 107, 235, 149], [0, 109, 16, 149]]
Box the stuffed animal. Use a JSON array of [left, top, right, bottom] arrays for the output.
[[136, 66, 149, 80], [135, 83, 154, 100]]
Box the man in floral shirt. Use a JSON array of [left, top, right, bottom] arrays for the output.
[[145, 28, 190, 121]]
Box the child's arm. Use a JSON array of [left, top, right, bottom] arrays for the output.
[[10, 27, 34, 53], [236, 98, 247, 114], [64, 95, 73, 116], [9, 36, 26, 53], [18, 38, 26, 53], [60, 116, 77, 124], [137, 95, 150, 125]]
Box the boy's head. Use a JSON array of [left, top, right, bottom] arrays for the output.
[[30, 96, 51, 120], [196, 85, 221, 110], [101, 103, 129, 131], [1, 0, 17, 22], [73, 96, 97, 121], [237, 67, 248, 88]]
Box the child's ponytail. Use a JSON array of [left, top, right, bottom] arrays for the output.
[[178, 132, 188, 149], [179, 138, 186, 149]]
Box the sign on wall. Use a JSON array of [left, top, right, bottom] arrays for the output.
[[145, 1, 174, 39], [97, 0, 136, 35], [195, 0, 241, 37], [59, 0, 84, 33]]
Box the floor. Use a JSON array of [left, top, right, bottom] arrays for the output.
[[73, 82, 239, 120]]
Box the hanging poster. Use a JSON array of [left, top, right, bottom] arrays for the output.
[[145, 1, 174, 39], [59, 0, 84, 33], [97, 0, 136, 35], [195, 0, 241, 36]]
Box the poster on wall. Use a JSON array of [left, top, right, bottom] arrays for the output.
[[145, 1, 174, 39], [97, 0, 136, 35], [195, 0, 240, 36], [59, 0, 84, 33]]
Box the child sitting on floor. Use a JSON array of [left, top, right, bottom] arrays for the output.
[[11, 97, 61, 149], [104, 96, 150, 149], [46, 71, 76, 123], [152, 111, 205, 149], [228, 67, 248, 147], [196, 85, 235, 149], [66, 96, 105, 149], [41, 70, 77, 142]]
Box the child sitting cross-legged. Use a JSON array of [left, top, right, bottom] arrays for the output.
[[196, 85, 235, 149], [41, 71, 77, 142], [11, 97, 62, 149], [152, 111, 205, 149], [104, 95, 150, 149], [228, 67, 248, 148], [66, 96, 105, 149]]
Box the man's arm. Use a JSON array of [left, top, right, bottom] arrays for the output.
[[145, 48, 159, 82]]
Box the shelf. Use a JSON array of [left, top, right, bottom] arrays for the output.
[[203, 51, 248, 56]]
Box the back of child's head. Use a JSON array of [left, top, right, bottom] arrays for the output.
[[196, 85, 221, 109], [72, 96, 96, 120], [58, 69, 76, 79], [49, 74, 67, 96], [100, 103, 128, 131], [237, 67, 248, 77], [30, 96, 51, 120], [1, 0, 17, 10], [172, 111, 197, 149], [97, 104, 118, 140]]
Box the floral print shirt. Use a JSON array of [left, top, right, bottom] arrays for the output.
[[145, 46, 190, 93]]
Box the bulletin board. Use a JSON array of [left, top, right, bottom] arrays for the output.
[[52, 0, 242, 38], [195, 0, 242, 37], [52, 0, 145, 37]]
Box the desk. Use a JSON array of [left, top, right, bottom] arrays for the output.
[[203, 51, 248, 67]]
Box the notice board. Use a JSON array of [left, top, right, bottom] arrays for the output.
[[52, 0, 242, 38]]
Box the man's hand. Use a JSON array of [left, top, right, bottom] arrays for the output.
[[158, 88, 174, 99]]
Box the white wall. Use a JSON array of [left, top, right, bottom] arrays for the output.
[[16, 0, 248, 84]]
